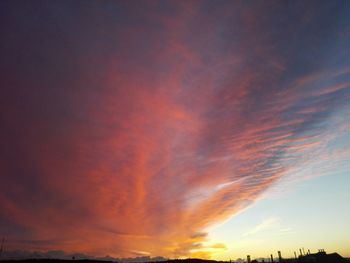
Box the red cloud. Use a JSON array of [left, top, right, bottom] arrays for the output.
[[1, 1, 350, 259]]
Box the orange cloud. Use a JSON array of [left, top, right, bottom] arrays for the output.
[[1, 1, 350, 260]]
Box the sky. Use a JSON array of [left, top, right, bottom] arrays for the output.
[[1, 0, 350, 260]]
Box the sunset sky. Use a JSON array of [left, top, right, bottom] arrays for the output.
[[1, 0, 350, 260]]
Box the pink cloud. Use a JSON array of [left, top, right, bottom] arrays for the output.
[[1, 1, 350, 259]]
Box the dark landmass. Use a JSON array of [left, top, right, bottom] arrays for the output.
[[286, 252, 349, 263], [1, 252, 349, 263]]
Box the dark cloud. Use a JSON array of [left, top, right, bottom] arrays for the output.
[[0, 0, 350, 259]]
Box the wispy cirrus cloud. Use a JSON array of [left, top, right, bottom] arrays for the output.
[[243, 217, 281, 237]]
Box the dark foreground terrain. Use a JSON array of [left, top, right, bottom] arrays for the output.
[[1, 253, 349, 263]]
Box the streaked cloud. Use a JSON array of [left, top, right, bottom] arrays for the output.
[[0, 0, 350, 259], [243, 217, 281, 237], [209, 243, 227, 250], [242, 217, 293, 238]]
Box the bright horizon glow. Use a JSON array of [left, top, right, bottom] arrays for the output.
[[205, 172, 350, 260]]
